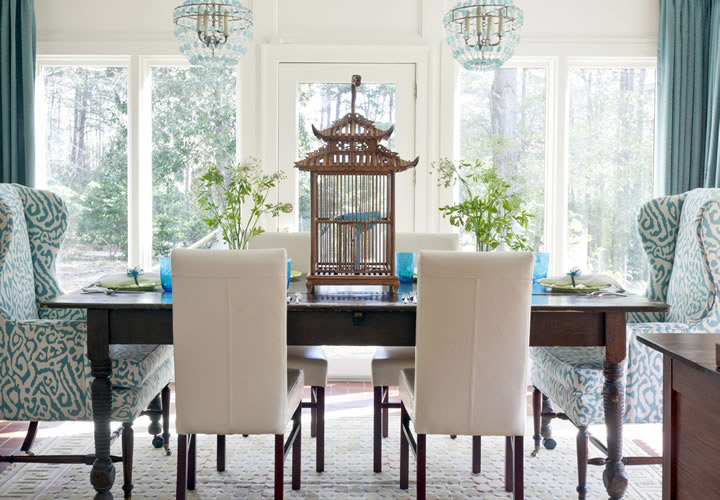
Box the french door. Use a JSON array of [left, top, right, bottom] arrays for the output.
[[277, 63, 417, 234]]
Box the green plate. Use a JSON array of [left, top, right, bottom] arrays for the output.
[[107, 283, 161, 291], [540, 283, 611, 293], [290, 270, 303, 281], [97, 272, 161, 291]]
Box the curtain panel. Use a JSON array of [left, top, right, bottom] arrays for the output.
[[0, 0, 36, 186], [657, 0, 720, 194]]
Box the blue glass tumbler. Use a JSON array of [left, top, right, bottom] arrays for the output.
[[287, 258, 292, 289], [160, 257, 172, 292], [533, 252, 550, 282], [396, 252, 415, 284]]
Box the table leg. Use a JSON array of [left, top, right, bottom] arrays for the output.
[[88, 310, 115, 499], [603, 312, 628, 499]]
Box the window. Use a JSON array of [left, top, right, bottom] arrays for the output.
[[455, 66, 547, 250], [37, 65, 129, 292], [567, 66, 656, 291], [151, 65, 237, 262]]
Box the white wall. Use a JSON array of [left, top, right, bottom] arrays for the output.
[[36, 0, 658, 48]]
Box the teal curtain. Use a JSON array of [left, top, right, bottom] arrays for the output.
[[704, 1, 720, 186], [0, 0, 36, 186], [657, 0, 720, 194]]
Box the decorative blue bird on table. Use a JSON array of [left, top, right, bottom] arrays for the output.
[[321, 210, 382, 269]]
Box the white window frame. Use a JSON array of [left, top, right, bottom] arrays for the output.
[[35, 55, 242, 270]]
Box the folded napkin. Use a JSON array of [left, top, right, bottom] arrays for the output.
[[539, 273, 625, 292], [97, 272, 161, 289]]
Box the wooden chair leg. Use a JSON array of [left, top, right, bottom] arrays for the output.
[[400, 403, 409, 490], [513, 436, 524, 500], [541, 394, 556, 449], [187, 434, 196, 490], [274, 434, 284, 500], [472, 436, 481, 473], [161, 385, 171, 456], [292, 405, 302, 490], [121, 422, 133, 498], [576, 427, 589, 499], [20, 421, 38, 453], [147, 393, 162, 444], [382, 386, 389, 438], [176, 434, 188, 500], [532, 387, 542, 455], [373, 386, 383, 473], [217, 435, 226, 472], [417, 433, 426, 500], [505, 436, 513, 492], [310, 387, 317, 438], [315, 386, 325, 473]]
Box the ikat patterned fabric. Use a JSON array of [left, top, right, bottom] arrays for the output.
[[0, 184, 173, 423], [531, 189, 720, 427]]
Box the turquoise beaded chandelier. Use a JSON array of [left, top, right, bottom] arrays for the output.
[[173, 1, 253, 67], [443, 0, 524, 71]]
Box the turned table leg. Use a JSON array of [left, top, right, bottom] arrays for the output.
[[603, 311, 628, 500], [88, 310, 115, 500]]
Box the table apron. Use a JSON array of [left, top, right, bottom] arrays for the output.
[[104, 309, 608, 348]]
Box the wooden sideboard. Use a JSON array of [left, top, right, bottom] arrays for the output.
[[638, 333, 720, 500]]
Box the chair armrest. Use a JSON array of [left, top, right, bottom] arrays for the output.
[[627, 311, 666, 324], [39, 307, 86, 321], [8, 317, 87, 344], [0, 317, 90, 420]]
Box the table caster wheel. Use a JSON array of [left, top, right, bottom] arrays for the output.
[[543, 437, 557, 450], [152, 435, 164, 448]]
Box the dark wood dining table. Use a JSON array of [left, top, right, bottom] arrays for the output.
[[44, 280, 668, 500]]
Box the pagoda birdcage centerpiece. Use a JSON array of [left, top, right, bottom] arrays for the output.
[[295, 75, 418, 293]]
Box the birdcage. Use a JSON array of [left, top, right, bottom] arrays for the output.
[[295, 75, 418, 293]]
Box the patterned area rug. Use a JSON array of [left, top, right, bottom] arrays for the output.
[[0, 415, 661, 499]]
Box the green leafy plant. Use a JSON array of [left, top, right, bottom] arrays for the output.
[[434, 158, 534, 252], [195, 158, 287, 250]]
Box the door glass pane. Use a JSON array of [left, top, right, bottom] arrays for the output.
[[296, 83, 397, 231], [39, 66, 129, 292], [567, 67, 656, 292], [456, 67, 547, 250], [151, 66, 237, 262]]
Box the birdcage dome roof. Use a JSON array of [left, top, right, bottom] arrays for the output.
[[311, 113, 395, 142]]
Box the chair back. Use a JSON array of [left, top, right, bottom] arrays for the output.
[[172, 248, 289, 436], [0, 185, 38, 320], [665, 188, 720, 323], [396, 232, 460, 262], [249, 232, 311, 274], [413, 250, 533, 436]]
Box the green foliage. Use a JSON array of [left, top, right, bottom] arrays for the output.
[[435, 158, 533, 252], [195, 158, 287, 250], [151, 65, 237, 258]]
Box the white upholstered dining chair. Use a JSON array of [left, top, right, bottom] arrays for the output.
[[172, 248, 304, 500], [371, 232, 460, 472], [399, 250, 533, 499], [249, 231, 328, 472]]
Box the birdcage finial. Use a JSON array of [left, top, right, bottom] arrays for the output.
[[351, 75, 362, 114]]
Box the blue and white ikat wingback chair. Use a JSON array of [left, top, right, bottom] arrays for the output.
[[530, 188, 720, 499], [0, 184, 174, 498]]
